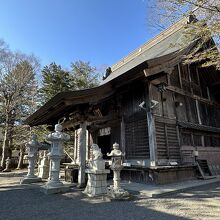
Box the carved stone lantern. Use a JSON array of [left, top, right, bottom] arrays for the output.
[[107, 143, 129, 199], [41, 124, 71, 194], [20, 134, 41, 184]]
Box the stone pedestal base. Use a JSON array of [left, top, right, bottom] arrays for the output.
[[40, 183, 72, 194], [84, 169, 110, 197], [20, 176, 42, 184], [108, 186, 130, 200]]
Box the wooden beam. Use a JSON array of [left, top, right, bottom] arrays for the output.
[[167, 85, 220, 108], [187, 64, 193, 94], [62, 113, 120, 131], [146, 82, 158, 167], [196, 99, 202, 125], [154, 115, 176, 124], [164, 124, 170, 159], [120, 117, 126, 155], [78, 122, 87, 187], [177, 64, 183, 89]]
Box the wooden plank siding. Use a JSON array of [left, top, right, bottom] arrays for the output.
[[121, 81, 150, 160], [166, 63, 220, 166], [125, 113, 149, 159], [150, 62, 220, 165], [155, 121, 180, 161]]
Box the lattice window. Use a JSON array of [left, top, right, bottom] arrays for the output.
[[125, 113, 149, 159]]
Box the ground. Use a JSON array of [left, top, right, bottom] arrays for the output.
[[0, 174, 220, 220]]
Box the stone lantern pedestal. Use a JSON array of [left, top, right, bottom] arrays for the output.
[[41, 124, 72, 194], [107, 143, 129, 199], [20, 135, 42, 184], [84, 144, 110, 197], [84, 169, 110, 197]]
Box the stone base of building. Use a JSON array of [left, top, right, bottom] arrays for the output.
[[83, 169, 110, 197], [20, 176, 42, 184], [121, 165, 197, 184], [40, 182, 73, 194], [152, 165, 197, 184]]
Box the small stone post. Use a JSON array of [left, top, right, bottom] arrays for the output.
[[38, 150, 50, 179], [107, 143, 129, 199], [20, 134, 41, 184], [41, 124, 71, 194], [3, 157, 11, 172]]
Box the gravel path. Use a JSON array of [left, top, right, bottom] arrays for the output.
[[0, 175, 220, 220], [136, 182, 220, 220]]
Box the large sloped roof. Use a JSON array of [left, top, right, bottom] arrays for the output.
[[25, 17, 193, 126], [102, 16, 191, 83]]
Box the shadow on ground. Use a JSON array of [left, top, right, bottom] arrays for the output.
[[0, 183, 188, 220]]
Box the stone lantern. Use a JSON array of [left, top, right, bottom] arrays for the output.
[[107, 143, 129, 199], [41, 124, 71, 194], [20, 134, 41, 184]]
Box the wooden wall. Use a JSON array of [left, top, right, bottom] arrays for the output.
[[151, 62, 220, 165], [155, 120, 180, 162], [121, 81, 150, 160]]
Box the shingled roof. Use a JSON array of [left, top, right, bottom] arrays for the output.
[[102, 16, 192, 83], [25, 16, 195, 126]]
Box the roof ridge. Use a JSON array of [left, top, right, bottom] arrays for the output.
[[111, 16, 189, 72]]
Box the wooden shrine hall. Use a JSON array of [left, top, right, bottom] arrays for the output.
[[26, 16, 220, 184]]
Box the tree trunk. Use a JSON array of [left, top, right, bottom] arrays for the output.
[[1, 112, 14, 169], [0, 129, 9, 169], [17, 146, 25, 169]]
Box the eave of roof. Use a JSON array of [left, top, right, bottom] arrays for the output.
[[178, 121, 220, 133], [25, 16, 195, 126]]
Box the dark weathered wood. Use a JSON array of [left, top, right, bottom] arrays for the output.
[[196, 66, 203, 96], [177, 64, 183, 89], [147, 82, 158, 166], [167, 85, 220, 108], [147, 111, 158, 165], [164, 124, 170, 158], [120, 117, 126, 154], [155, 116, 176, 124], [195, 99, 202, 125], [78, 122, 87, 187]]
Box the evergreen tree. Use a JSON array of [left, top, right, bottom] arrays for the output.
[[40, 62, 72, 104], [39, 61, 100, 105]]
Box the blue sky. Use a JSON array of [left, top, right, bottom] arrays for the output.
[[0, 0, 158, 74]]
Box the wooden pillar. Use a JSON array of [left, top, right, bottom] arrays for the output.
[[177, 64, 183, 89], [196, 99, 202, 125], [73, 129, 78, 162], [78, 122, 87, 187], [146, 82, 158, 167], [147, 111, 158, 167], [120, 117, 126, 155]]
